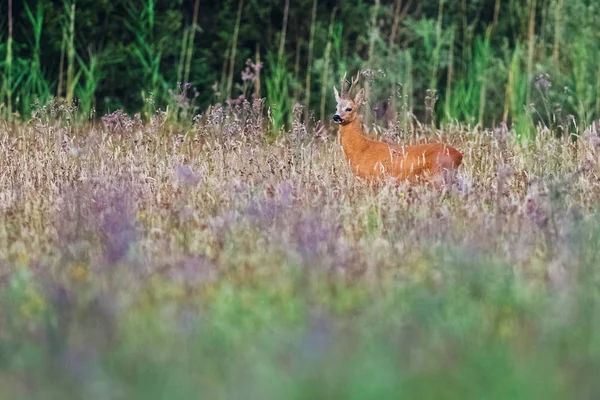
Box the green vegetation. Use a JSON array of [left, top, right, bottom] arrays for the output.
[[0, 0, 599, 132]]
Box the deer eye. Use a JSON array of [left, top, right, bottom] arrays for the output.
[[346, 108, 352, 112]]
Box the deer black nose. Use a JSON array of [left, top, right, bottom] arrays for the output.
[[333, 114, 342, 123]]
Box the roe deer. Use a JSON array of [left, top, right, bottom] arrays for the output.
[[333, 73, 463, 184]]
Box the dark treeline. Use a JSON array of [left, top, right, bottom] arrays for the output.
[[1, 0, 599, 133]]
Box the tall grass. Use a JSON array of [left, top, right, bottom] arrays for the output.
[[75, 48, 101, 119], [124, 0, 164, 117], [265, 53, 290, 135], [319, 8, 340, 124], [183, 0, 201, 85], [504, 43, 533, 139], [225, 0, 245, 100], [21, 2, 51, 117], [2, 99, 600, 397], [63, 0, 77, 105], [304, 0, 318, 123], [1, 0, 600, 134], [1, 0, 14, 119]]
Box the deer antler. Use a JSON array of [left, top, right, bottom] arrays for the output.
[[340, 72, 348, 98], [340, 71, 361, 99], [350, 71, 360, 93]]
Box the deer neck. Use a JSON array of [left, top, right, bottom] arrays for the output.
[[339, 117, 369, 160]]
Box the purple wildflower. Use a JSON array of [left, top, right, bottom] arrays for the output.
[[245, 198, 283, 225], [208, 211, 239, 237], [293, 216, 343, 266], [170, 255, 217, 285], [241, 68, 254, 82], [245, 58, 263, 73], [175, 163, 201, 186], [278, 182, 294, 207], [535, 73, 552, 90], [458, 177, 470, 197], [98, 190, 136, 264], [523, 182, 549, 229]]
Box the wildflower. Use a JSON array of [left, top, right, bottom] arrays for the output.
[[245, 58, 263, 74], [523, 182, 549, 229], [291, 104, 307, 139], [278, 182, 294, 207], [458, 177, 470, 196], [93, 188, 137, 264], [361, 69, 374, 79], [497, 164, 514, 181], [101, 109, 142, 134], [581, 159, 595, 172], [241, 68, 255, 82], [246, 198, 283, 224], [175, 163, 201, 186], [535, 73, 552, 90]]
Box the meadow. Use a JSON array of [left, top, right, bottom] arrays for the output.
[[2, 0, 600, 398], [1, 97, 600, 398]]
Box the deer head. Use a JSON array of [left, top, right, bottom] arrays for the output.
[[333, 72, 364, 125]]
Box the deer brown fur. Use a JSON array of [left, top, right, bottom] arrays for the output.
[[333, 72, 462, 184]]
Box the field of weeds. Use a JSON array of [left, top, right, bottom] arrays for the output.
[[2, 103, 600, 399]]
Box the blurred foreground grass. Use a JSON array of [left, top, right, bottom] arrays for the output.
[[2, 106, 600, 399]]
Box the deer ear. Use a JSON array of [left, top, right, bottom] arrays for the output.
[[354, 88, 365, 106], [333, 86, 341, 102]]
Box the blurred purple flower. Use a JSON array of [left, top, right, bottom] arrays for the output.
[[523, 183, 549, 229], [294, 217, 331, 260], [246, 199, 283, 225], [241, 68, 254, 82], [278, 182, 294, 207], [175, 163, 201, 186], [97, 190, 136, 264], [246, 58, 263, 74], [170, 255, 217, 285], [245, 182, 294, 225], [208, 211, 239, 239], [293, 215, 346, 267], [535, 73, 552, 90]]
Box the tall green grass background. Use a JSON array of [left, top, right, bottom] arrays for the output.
[[1, 0, 599, 133]]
